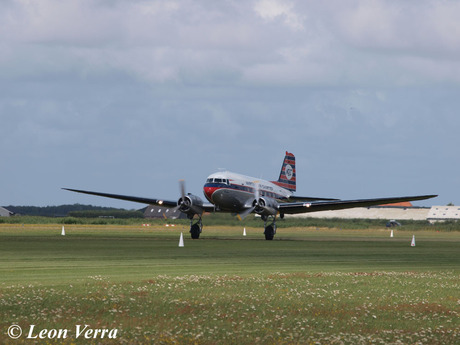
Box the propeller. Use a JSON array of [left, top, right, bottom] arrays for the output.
[[178, 179, 202, 215], [178, 179, 189, 211], [237, 181, 260, 220]]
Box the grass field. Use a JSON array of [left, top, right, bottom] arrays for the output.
[[0, 223, 459, 344]]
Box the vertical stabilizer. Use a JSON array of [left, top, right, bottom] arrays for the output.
[[273, 151, 296, 192]]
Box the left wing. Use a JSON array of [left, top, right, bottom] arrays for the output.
[[63, 188, 178, 206], [279, 194, 437, 214], [62, 188, 216, 212]]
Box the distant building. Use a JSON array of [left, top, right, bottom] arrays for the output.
[[0, 207, 14, 217], [144, 205, 187, 219], [287, 205, 430, 221], [427, 206, 460, 223]]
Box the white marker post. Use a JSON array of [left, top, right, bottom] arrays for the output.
[[61, 226, 65, 236], [411, 235, 416, 247], [390, 230, 394, 238], [178, 232, 184, 247], [243, 228, 247, 236]]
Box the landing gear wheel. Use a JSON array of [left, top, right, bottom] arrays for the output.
[[190, 223, 201, 239], [189, 215, 203, 239], [264, 225, 275, 240]]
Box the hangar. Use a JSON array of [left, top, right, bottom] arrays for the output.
[[427, 206, 460, 223], [0, 207, 14, 217], [287, 204, 430, 221]]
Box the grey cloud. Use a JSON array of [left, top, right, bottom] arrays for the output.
[[1, 0, 459, 206], [3, 0, 460, 86]]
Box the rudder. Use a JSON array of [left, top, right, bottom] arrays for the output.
[[273, 151, 296, 192]]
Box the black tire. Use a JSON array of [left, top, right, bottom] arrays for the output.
[[190, 223, 201, 239], [264, 225, 274, 240]]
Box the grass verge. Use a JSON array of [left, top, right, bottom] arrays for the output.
[[0, 224, 458, 344]]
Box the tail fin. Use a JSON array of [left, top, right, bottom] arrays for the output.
[[272, 151, 296, 192]]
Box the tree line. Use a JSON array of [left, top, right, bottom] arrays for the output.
[[3, 204, 144, 218]]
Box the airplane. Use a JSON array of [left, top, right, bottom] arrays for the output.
[[63, 151, 437, 240]]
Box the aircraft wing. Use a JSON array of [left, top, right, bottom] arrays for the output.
[[278, 194, 437, 214], [63, 188, 178, 206], [63, 188, 216, 212], [286, 195, 339, 202]]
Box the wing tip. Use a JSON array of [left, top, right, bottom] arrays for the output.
[[420, 194, 438, 200]]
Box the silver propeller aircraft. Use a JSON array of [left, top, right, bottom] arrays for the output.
[[64, 152, 436, 240]]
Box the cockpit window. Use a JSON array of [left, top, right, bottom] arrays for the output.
[[206, 178, 229, 184]]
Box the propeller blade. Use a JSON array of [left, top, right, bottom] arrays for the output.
[[237, 206, 256, 221], [254, 181, 260, 201], [179, 179, 186, 202]]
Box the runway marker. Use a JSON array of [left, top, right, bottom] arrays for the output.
[[178, 232, 184, 247], [243, 228, 247, 236], [411, 235, 416, 247], [61, 226, 65, 236], [390, 230, 394, 238]]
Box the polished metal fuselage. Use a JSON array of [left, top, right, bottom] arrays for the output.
[[203, 171, 291, 212]]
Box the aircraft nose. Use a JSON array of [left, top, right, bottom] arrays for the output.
[[203, 186, 217, 202]]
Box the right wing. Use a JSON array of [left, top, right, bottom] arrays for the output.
[[279, 194, 437, 214], [286, 195, 339, 202]]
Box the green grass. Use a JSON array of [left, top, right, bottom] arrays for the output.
[[3, 213, 460, 231], [0, 224, 459, 344]]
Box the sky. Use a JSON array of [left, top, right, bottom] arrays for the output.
[[1, 0, 459, 209]]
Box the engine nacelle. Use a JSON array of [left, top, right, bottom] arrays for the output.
[[255, 197, 279, 216], [178, 193, 204, 216]]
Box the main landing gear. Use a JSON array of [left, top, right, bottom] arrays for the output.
[[187, 214, 278, 240], [262, 215, 277, 240], [189, 215, 202, 239]]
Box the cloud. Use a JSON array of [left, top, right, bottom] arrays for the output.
[[1, 0, 459, 206], [2, 0, 460, 87], [334, 0, 460, 56], [254, 0, 305, 31]]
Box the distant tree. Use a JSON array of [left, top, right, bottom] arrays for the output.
[[3, 204, 142, 217], [447, 202, 455, 206], [68, 210, 144, 218]]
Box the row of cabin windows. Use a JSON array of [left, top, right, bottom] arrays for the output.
[[264, 192, 277, 198], [204, 180, 278, 199], [206, 178, 230, 184]]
